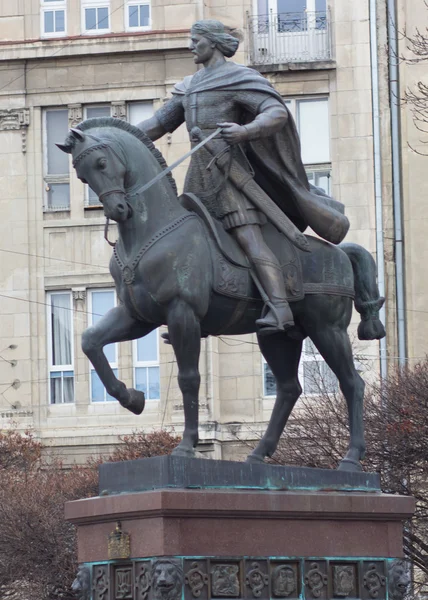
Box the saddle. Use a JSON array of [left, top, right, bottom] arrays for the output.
[[179, 193, 304, 303]]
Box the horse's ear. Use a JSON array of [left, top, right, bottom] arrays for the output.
[[56, 142, 72, 154], [70, 128, 86, 142]]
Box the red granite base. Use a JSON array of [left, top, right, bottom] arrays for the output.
[[65, 488, 414, 563]]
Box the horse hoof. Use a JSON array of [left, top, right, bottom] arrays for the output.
[[171, 445, 196, 459], [245, 454, 265, 464], [119, 388, 145, 415], [337, 458, 363, 472]]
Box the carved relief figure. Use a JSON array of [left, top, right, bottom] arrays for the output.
[[72, 565, 91, 600], [333, 565, 355, 598], [151, 559, 184, 600], [211, 564, 240, 597], [272, 565, 297, 597], [388, 560, 410, 600]]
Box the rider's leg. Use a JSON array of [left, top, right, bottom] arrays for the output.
[[231, 224, 294, 333]]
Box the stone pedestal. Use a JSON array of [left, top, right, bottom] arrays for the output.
[[65, 457, 414, 600]]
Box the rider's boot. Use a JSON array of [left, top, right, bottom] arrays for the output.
[[252, 258, 295, 335]]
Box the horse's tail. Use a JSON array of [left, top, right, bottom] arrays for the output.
[[339, 242, 386, 340]]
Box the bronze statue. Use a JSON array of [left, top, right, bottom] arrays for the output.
[[58, 111, 385, 470], [138, 19, 349, 335]]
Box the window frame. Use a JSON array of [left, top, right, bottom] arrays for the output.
[[81, 0, 111, 35], [43, 107, 70, 212], [133, 330, 160, 401], [40, 0, 67, 39], [125, 0, 151, 32], [284, 96, 331, 192], [88, 288, 118, 403], [47, 291, 74, 405]]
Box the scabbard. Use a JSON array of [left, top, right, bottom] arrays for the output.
[[197, 131, 310, 253]]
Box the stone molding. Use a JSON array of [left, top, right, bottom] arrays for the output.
[[0, 108, 30, 152]]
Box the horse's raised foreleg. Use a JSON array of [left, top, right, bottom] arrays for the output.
[[304, 297, 366, 471], [81, 304, 156, 415], [167, 298, 201, 458], [247, 333, 303, 463]]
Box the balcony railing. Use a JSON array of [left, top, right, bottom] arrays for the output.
[[247, 10, 332, 66]]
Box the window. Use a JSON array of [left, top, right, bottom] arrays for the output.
[[48, 292, 74, 404], [127, 101, 154, 126], [263, 339, 338, 397], [284, 97, 331, 194], [126, 0, 150, 30], [82, 0, 110, 34], [88, 290, 118, 402], [84, 105, 111, 206], [41, 0, 66, 37], [134, 330, 160, 400], [43, 108, 70, 211]]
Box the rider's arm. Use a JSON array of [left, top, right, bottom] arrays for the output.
[[243, 98, 288, 140], [137, 94, 185, 141]]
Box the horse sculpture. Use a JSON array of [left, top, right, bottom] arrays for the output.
[[58, 117, 386, 471]]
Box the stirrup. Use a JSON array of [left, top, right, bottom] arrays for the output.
[[256, 302, 294, 336]]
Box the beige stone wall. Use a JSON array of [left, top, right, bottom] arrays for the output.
[[0, 0, 403, 461]]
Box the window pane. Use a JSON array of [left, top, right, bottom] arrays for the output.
[[97, 7, 109, 29], [44, 11, 54, 32], [91, 368, 118, 401], [55, 10, 65, 32], [63, 372, 74, 403], [277, 0, 306, 13], [129, 5, 139, 27], [50, 373, 62, 404], [135, 367, 147, 396], [46, 110, 69, 174], [85, 7, 96, 30], [137, 330, 158, 362], [315, 0, 326, 11], [128, 101, 154, 125], [86, 105, 110, 119], [148, 366, 160, 399], [139, 4, 149, 26], [264, 362, 276, 396], [298, 99, 330, 164], [87, 186, 101, 205], [91, 291, 116, 363], [50, 293, 72, 366], [47, 183, 70, 209]]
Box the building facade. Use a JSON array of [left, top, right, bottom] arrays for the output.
[[0, 0, 423, 461]]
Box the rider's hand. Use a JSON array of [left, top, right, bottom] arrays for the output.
[[217, 122, 248, 145]]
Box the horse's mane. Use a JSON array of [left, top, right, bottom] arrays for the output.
[[74, 117, 178, 195]]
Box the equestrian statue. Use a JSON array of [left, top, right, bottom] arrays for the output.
[[58, 20, 386, 471]]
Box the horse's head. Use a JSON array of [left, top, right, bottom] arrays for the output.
[[58, 127, 131, 222]]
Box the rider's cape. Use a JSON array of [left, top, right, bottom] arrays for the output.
[[173, 62, 349, 245]]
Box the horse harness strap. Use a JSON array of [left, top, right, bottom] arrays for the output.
[[113, 212, 197, 286]]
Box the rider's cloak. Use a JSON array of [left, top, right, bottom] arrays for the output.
[[170, 61, 349, 244]]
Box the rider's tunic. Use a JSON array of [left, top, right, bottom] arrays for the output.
[[155, 70, 283, 230]]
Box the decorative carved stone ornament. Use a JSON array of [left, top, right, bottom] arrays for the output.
[[211, 564, 240, 597], [135, 563, 152, 600], [363, 563, 386, 599], [112, 101, 127, 120], [272, 565, 297, 598], [108, 521, 131, 560], [115, 567, 133, 599], [332, 566, 355, 598], [69, 104, 83, 128], [305, 563, 328, 598], [151, 559, 183, 600], [185, 562, 209, 598], [93, 565, 109, 600], [0, 108, 30, 153], [246, 562, 269, 598]]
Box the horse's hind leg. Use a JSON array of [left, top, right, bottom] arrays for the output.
[[304, 297, 366, 471], [167, 298, 201, 458], [81, 304, 156, 415], [247, 333, 303, 463]]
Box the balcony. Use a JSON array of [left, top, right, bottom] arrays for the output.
[[247, 10, 332, 67]]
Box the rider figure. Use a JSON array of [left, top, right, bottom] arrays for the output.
[[138, 20, 349, 335]]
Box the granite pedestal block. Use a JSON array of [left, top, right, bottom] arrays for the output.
[[65, 457, 414, 600]]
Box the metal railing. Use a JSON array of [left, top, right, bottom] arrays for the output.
[[247, 10, 332, 66]]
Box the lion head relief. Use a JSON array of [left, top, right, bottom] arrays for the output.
[[151, 559, 183, 600]]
